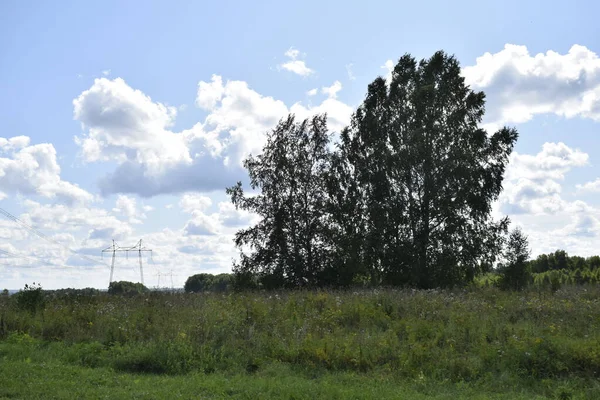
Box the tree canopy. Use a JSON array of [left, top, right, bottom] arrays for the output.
[[227, 50, 519, 289]]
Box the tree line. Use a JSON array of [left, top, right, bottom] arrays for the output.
[[226, 50, 520, 290]]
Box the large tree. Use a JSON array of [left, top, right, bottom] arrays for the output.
[[227, 115, 332, 288], [332, 51, 517, 288]]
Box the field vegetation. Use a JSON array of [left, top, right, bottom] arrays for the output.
[[2, 284, 600, 398]]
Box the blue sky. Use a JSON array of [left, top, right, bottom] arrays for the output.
[[1, 0, 600, 289]]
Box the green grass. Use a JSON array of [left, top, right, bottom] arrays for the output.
[[1, 285, 600, 398], [1, 343, 593, 399]]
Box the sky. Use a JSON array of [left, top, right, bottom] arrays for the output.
[[1, 0, 600, 289]]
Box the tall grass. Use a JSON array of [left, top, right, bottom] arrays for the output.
[[1, 286, 600, 383]]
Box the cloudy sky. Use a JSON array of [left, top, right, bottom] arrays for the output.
[[1, 0, 600, 289]]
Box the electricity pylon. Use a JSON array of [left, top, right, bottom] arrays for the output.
[[102, 239, 152, 285]]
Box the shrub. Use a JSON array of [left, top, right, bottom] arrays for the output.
[[14, 282, 45, 314]]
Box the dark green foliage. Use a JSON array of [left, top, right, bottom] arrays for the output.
[[184, 273, 232, 293], [227, 115, 333, 288], [498, 228, 531, 291], [227, 50, 517, 289], [528, 250, 600, 274], [184, 273, 214, 293], [329, 51, 516, 288], [14, 282, 45, 314], [108, 281, 148, 296]]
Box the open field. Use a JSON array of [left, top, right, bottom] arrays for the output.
[[1, 286, 600, 399]]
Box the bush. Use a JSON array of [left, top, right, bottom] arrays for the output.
[[14, 282, 45, 314], [108, 281, 148, 296]]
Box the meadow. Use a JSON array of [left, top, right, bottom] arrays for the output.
[[1, 285, 600, 399]]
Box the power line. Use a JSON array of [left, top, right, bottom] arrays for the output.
[[102, 239, 152, 284], [0, 248, 58, 267], [0, 206, 109, 269]]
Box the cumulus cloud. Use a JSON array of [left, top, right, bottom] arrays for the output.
[[0, 137, 93, 205], [463, 44, 600, 128], [73, 78, 191, 175], [307, 88, 318, 96], [22, 199, 133, 241], [576, 178, 600, 192], [183, 214, 220, 236], [322, 81, 342, 99], [74, 76, 353, 197], [179, 193, 212, 213], [499, 142, 588, 215], [289, 98, 353, 133], [112, 195, 146, 223], [279, 47, 314, 76]]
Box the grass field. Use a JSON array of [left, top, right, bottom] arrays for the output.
[[1, 285, 600, 399]]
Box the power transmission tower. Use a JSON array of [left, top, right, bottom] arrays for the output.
[[102, 239, 152, 285], [155, 271, 161, 289]]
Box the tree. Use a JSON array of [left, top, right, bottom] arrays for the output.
[[227, 115, 333, 288], [498, 228, 531, 291], [184, 273, 232, 293], [588, 255, 600, 270], [108, 281, 148, 296], [184, 273, 215, 293], [333, 51, 517, 288]]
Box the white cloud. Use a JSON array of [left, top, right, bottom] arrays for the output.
[[73, 78, 191, 175], [346, 63, 356, 81], [279, 47, 314, 76], [74, 76, 353, 197], [506, 142, 588, 182], [576, 178, 600, 192], [321, 81, 342, 99], [179, 193, 212, 213], [22, 199, 133, 242], [196, 74, 224, 109], [113, 195, 136, 217], [307, 88, 318, 96], [218, 201, 259, 227], [381, 59, 394, 83], [290, 98, 353, 133], [112, 195, 145, 223], [0, 137, 93, 205], [499, 142, 588, 215], [102, 69, 111, 76], [183, 213, 220, 236], [284, 48, 300, 59], [463, 44, 600, 127]]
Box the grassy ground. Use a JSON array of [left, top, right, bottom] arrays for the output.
[[0, 343, 594, 399], [1, 285, 600, 398]]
